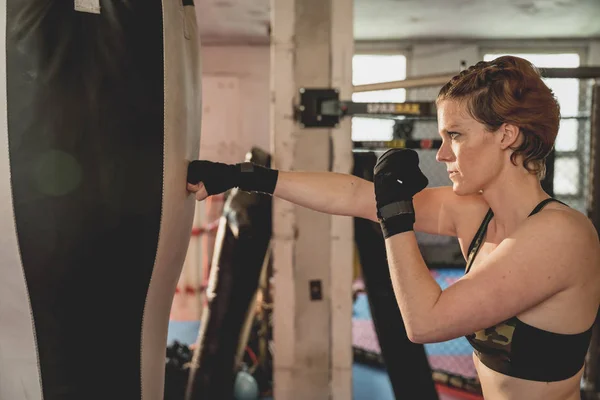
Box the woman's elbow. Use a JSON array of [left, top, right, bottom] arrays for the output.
[[405, 324, 427, 344], [407, 330, 428, 344], [409, 327, 457, 345], [406, 323, 445, 344]]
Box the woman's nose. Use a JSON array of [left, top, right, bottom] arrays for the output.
[[436, 141, 454, 162]]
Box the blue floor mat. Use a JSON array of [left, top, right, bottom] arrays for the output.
[[352, 275, 472, 356], [168, 269, 472, 399], [167, 320, 200, 346], [167, 320, 396, 400]]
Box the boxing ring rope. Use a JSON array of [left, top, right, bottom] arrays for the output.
[[190, 220, 220, 237], [174, 194, 224, 323], [175, 217, 219, 295], [353, 67, 600, 93], [353, 73, 454, 93]]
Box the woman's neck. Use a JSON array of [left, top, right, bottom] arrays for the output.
[[480, 167, 550, 237]]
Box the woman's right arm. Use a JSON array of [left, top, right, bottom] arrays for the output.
[[187, 160, 468, 237], [274, 171, 464, 237], [273, 171, 487, 236], [273, 171, 378, 222]]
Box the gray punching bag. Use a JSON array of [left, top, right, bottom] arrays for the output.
[[0, 1, 201, 400]]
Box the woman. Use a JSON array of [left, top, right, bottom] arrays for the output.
[[187, 56, 600, 400]]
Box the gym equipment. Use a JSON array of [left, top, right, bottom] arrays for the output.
[[165, 342, 194, 400], [0, 1, 201, 399], [353, 152, 439, 400], [297, 87, 436, 128], [186, 148, 273, 400], [233, 368, 260, 400]]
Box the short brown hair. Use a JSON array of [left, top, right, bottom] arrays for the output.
[[437, 56, 560, 179]]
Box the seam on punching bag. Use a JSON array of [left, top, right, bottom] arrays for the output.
[[183, 4, 191, 40], [139, 1, 166, 398], [74, 0, 101, 14], [3, 1, 44, 398]]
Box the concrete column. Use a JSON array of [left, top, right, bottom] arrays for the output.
[[270, 0, 354, 398], [588, 40, 600, 65]]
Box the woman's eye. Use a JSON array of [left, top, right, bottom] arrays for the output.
[[448, 132, 460, 140]]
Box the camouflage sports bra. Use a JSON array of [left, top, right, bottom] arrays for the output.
[[464, 198, 593, 382]]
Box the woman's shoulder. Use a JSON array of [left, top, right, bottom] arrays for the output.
[[523, 203, 599, 265], [521, 204, 600, 316], [532, 201, 596, 236]]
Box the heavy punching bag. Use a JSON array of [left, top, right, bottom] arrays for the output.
[[0, 1, 201, 400], [187, 148, 273, 400], [353, 152, 438, 400]]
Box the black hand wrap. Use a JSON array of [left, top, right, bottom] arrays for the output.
[[187, 160, 278, 196], [374, 149, 428, 238]]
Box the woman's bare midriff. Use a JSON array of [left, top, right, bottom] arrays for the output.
[[474, 353, 583, 400]]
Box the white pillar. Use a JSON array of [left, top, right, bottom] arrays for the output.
[[270, 0, 354, 398]]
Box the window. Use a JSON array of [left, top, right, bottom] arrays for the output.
[[484, 53, 583, 199], [352, 54, 407, 142]]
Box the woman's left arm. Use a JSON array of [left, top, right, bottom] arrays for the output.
[[385, 210, 595, 344]]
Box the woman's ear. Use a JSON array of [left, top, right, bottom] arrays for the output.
[[499, 123, 521, 149]]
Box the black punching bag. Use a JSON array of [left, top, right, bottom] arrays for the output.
[[0, 1, 201, 400], [187, 148, 273, 400], [353, 152, 439, 400]]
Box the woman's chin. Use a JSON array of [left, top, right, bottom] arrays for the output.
[[452, 185, 465, 196], [452, 182, 479, 196]]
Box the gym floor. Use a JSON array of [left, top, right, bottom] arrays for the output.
[[168, 268, 479, 400]]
